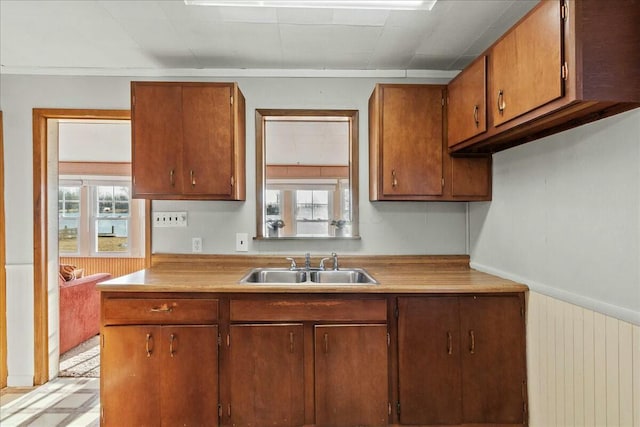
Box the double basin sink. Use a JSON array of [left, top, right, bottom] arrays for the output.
[[239, 267, 378, 285]]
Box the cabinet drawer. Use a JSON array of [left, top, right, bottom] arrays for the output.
[[103, 298, 219, 325], [230, 298, 387, 322]]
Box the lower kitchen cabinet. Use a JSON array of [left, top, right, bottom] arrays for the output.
[[101, 325, 219, 427], [397, 295, 526, 425], [314, 324, 389, 427], [227, 324, 305, 427]]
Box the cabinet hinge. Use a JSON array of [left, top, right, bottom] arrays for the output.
[[441, 97, 445, 107], [217, 333, 222, 346], [394, 304, 399, 318], [230, 95, 234, 105], [441, 178, 445, 188], [227, 404, 231, 417], [561, 1, 568, 20], [561, 62, 568, 80], [397, 401, 401, 416], [226, 334, 230, 347], [387, 332, 390, 347], [230, 176, 235, 187], [388, 402, 392, 416], [218, 404, 222, 418]]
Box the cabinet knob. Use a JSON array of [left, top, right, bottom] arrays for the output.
[[169, 169, 175, 186], [392, 169, 398, 188], [469, 330, 475, 354], [473, 104, 479, 127], [190, 170, 196, 187], [169, 333, 176, 357]]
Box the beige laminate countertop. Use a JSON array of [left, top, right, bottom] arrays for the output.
[[97, 255, 528, 294]]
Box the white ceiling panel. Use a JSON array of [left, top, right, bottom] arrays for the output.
[[0, 0, 539, 73]]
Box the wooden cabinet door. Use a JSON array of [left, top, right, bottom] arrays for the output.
[[228, 324, 305, 427], [182, 85, 233, 197], [459, 296, 526, 424], [450, 156, 491, 198], [397, 297, 462, 425], [380, 85, 443, 197], [132, 83, 184, 197], [314, 324, 388, 427], [448, 56, 487, 147], [160, 326, 219, 427], [490, 0, 563, 126], [102, 326, 161, 426]]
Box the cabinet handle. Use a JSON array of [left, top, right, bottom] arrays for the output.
[[447, 331, 452, 355], [473, 104, 479, 127], [497, 90, 505, 114], [169, 169, 175, 186], [169, 333, 176, 357], [145, 333, 153, 357], [190, 170, 196, 187], [469, 330, 475, 354], [149, 305, 172, 313], [289, 332, 295, 353], [323, 333, 329, 354], [392, 169, 398, 188]]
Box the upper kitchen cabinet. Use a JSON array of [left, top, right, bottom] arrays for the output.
[[449, 0, 640, 153], [370, 84, 491, 201], [131, 81, 246, 200], [447, 56, 487, 148]]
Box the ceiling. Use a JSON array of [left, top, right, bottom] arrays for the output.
[[0, 0, 538, 76]]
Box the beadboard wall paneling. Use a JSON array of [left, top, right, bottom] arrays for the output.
[[527, 291, 640, 427], [59, 257, 144, 279]]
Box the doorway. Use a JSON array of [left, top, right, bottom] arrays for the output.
[[32, 109, 150, 384]]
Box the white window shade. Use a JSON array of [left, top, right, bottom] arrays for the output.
[[184, 1, 437, 10]]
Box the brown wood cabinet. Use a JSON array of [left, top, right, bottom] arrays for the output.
[[227, 324, 305, 426], [131, 81, 246, 200], [100, 292, 526, 426], [450, 0, 640, 153], [397, 295, 527, 425], [315, 324, 389, 427], [101, 325, 219, 427], [447, 56, 487, 148], [369, 83, 492, 201]]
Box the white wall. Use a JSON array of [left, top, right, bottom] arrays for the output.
[[1, 73, 467, 385], [470, 109, 640, 325]]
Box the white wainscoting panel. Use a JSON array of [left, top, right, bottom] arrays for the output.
[[527, 291, 640, 427]]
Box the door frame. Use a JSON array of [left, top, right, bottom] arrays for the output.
[[1, 111, 7, 389], [32, 108, 150, 384]]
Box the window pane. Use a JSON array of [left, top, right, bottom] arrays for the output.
[[96, 219, 128, 253], [97, 185, 130, 217], [59, 186, 81, 253], [59, 218, 79, 253]]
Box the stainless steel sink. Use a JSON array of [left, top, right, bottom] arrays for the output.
[[239, 267, 378, 285], [309, 269, 378, 284], [239, 268, 307, 284]]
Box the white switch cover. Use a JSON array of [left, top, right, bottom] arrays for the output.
[[153, 212, 187, 227], [236, 233, 249, 252], [192, 237, 202, 253]]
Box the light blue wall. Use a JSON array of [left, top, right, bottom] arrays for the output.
[[469, 109, 640, 324]]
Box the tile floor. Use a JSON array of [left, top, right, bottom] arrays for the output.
[[1, 377, 100, 426]]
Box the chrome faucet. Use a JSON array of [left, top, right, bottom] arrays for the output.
[[331, 252, 339, 270], [304, 252, 311, 270], [285, 257, 297, 270]]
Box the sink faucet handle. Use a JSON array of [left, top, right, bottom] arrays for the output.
[[285, 257, 297, 270], [331, 252, 339, 270], [319, 257, 332, 270]]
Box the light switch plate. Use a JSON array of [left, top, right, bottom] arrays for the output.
[[192, 237, 202, 253], [153, 212, 187, 227]]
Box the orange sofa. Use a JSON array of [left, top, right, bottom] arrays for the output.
[[59, 272, 112, 354]]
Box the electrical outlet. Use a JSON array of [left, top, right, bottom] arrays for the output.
[[236, 233, 249, 252], [153, 212, 187, 227], [192, 237, 202, 253]]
